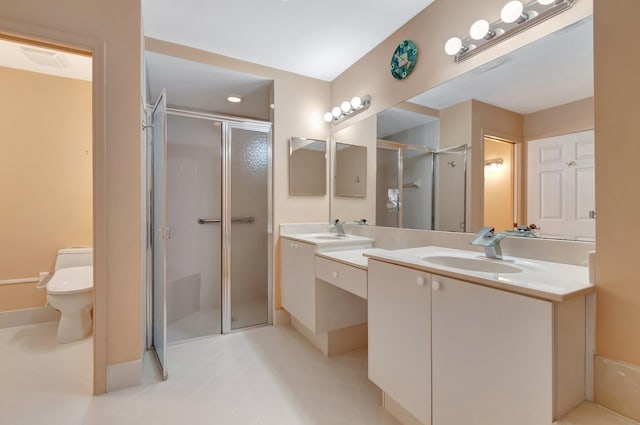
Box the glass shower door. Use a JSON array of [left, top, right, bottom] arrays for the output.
[[376, 147, 400, 227], [224, 122, 271, 331], [151, 90, 168, 379]]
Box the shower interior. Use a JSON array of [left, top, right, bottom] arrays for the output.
[[376, 142, 467, 231]]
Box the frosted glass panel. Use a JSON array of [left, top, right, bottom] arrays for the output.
[[229, 126, 269, 330], [434, 148, 467, 232], [166, 114, 222, 342]]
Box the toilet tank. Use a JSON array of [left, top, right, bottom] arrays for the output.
[[55, 248, 93, 270]]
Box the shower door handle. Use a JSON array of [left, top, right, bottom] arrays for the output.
[[197, 218, 221, 224]]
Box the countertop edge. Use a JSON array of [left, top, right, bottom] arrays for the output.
[[315, 251, 368, 270], [366, 256, 595, 302]]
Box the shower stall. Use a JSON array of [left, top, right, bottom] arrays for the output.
[[147, 91, 272, 378], [376, 141, 467, 231]]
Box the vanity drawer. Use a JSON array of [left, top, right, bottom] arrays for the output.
[[315, 256, 367, 299]]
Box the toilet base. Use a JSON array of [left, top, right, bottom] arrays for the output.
[[56, 306, 92, 344]]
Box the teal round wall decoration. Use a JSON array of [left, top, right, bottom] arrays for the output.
[[390, 40, 418, 80]]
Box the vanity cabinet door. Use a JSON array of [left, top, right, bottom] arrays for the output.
[[280, 238, 316, 331], [431, 275, 553, 425], [368, 259, 431, 425]]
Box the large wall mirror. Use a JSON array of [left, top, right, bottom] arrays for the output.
[[289, 137, 327, 196], [330, 16, 594, 241]]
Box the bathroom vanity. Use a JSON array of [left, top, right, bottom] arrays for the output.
[[280, 233, 373, 334], [279, 226, 594, 425]]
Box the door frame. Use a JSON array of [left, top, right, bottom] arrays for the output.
[[482, 132, 523, 229], [0, 24, 107, 394]]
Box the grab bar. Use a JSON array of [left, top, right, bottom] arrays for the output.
[[197, 216, 255, 224], [198, 218, 221, 224]]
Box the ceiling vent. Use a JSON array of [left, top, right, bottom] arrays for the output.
[[19, 46, 71, 68]]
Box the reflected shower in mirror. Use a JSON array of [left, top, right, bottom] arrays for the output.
[[289, 137, 326, 196], [335, 143, 366, 198]]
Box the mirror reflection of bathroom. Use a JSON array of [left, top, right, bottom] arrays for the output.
[[484, 136, 517, 233], [334, 143, 367, 198], [0, 36, 94, 393], [289, 137, 327, 196]]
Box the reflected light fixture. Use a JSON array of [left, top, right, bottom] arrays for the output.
[[485, 158, 504, 168], [444, 0, 576, 62], [324, 95, 371, 124], [227, 95, 243, 103]]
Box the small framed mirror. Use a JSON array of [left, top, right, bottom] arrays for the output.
[[289, 137, 327, 195], [335, 142, 367, 197]]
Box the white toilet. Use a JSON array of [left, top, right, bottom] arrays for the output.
[[46, 248, 93, 344]]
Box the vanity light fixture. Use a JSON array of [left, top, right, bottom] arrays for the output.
[[324, 95, 371, 124], [227, 95, 243, 103], [444, 0, 576, 63], [485, 158, 504, 168]]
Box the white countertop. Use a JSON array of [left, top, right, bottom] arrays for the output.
[[365, 246, 594, 302], [282, 233, 374, 252], [315, 248, 388, 270]]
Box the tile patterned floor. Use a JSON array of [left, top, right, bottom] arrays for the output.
[[0, 322, 636, 425]]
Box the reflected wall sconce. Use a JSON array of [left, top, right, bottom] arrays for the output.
[[444, 0, 576, 63], [485, 158, 504, 168], [324, 95, 371, 124]]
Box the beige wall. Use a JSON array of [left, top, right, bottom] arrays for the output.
[[594, 0, 640, 367], [0, 67, 92, 312], [144, 38, 331, 311], [524, 97, 594, 141], [331, 0, 592, 132], [0, 0, 142, 393]]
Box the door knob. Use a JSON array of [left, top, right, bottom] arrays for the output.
[[332, 271, 339, 279], [432, 281, 441, 291], [417, 276, 426, 286]]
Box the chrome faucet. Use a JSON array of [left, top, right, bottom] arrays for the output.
[[470, 226, 507, 259], [329, 219, 346, 236]]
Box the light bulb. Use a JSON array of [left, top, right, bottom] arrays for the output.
[[470, 19, 491, 40], [501, 1, 524, 23], [341, 101, 351, 113], [444, 37, 463, 56], [227, 95, 242, 103], [350, 96, 362, 109], [537, 0, 556, 5], [324, 112, 334, 123], [331, 106, 342, 118]]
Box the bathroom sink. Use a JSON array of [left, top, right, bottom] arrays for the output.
[[421, 255, 523, 274]]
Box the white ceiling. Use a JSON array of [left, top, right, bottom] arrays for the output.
[[377, 107, 439, 138], [146, 51, 272, 118], [0, 39, 91, 81], [409, 17, 593, 115], [142, 0, 435, 81]]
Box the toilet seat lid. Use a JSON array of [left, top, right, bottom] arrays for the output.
[[47, 266, 93, 294]]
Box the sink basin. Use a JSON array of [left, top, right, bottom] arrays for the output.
[[421, 255, 523, 274]]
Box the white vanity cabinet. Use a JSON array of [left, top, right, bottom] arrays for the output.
[[431, 275, 553, 425], [368, 259, 586, 425], [280, 238, 316, 331], [368, 259, 432, 425]]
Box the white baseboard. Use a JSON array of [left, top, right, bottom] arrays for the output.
[[0, 306, 60, 329], [595, 356, 640, 422], [106, 359, 142, 392]]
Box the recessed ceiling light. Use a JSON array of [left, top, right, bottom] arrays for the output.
[[227, 95, 243, 103]]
